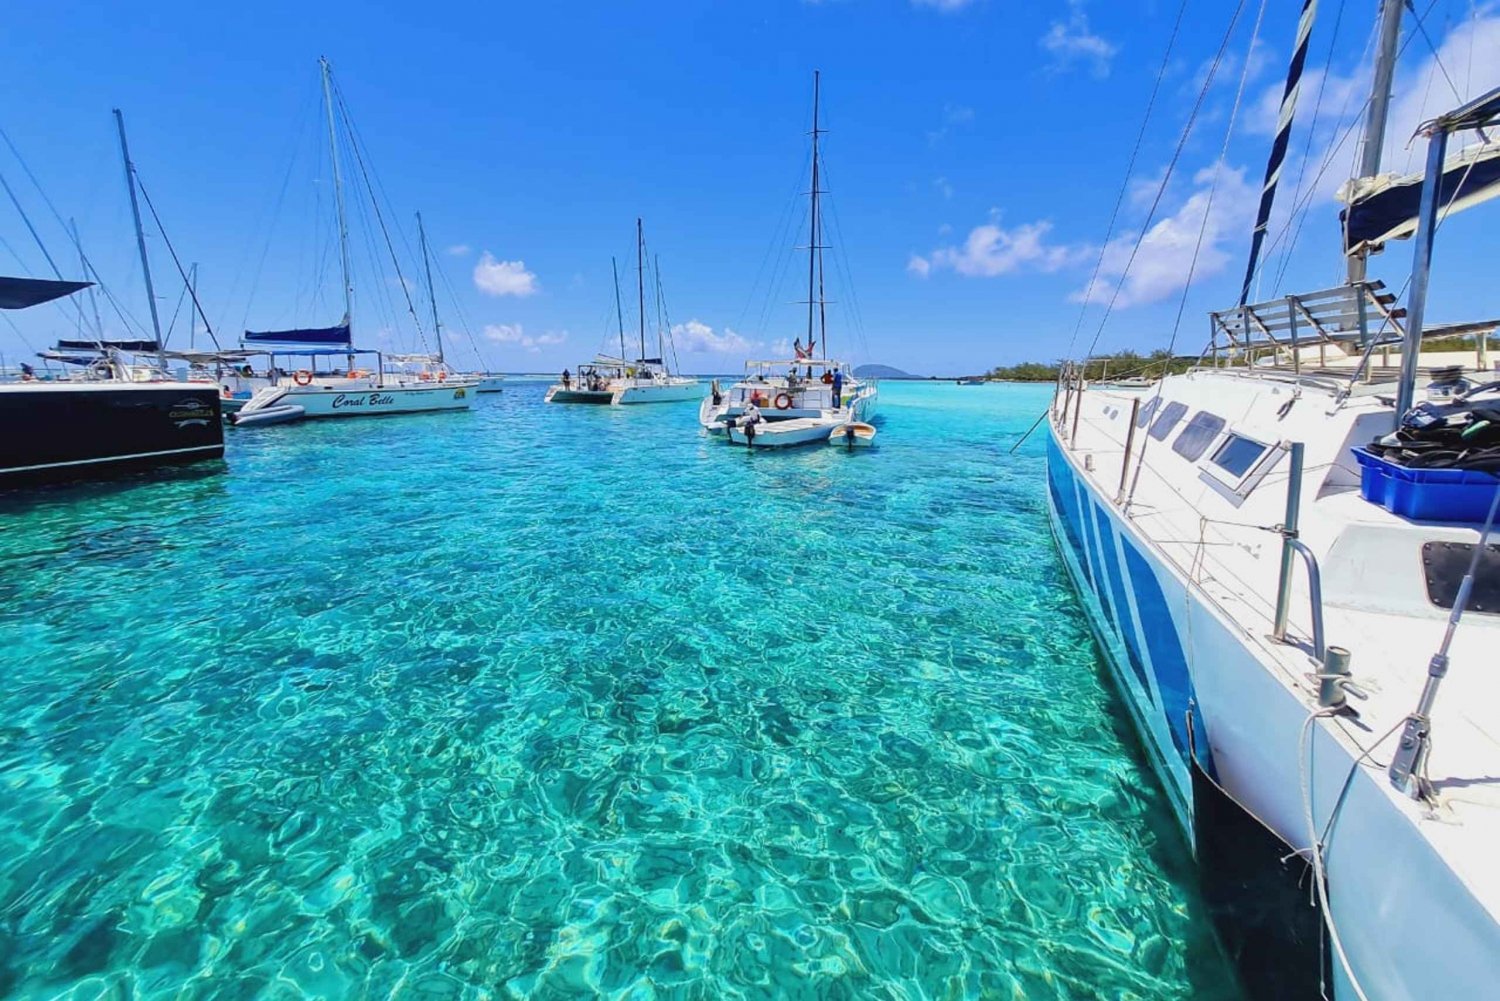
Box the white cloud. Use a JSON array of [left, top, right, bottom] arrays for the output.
[[1074, 164, 1255, 308], [927, 104, 975, 144], [482, 323, 566, 353], [771, 337, 793, 356], [912, 219, 1087, 278], [912, 0, 975, 11], [445, 244, 471, 257], [1040, 1, 1117, 78], [934, 176, 954, 199], [473, 253, 538, 297], [671, 319, 753, 354]]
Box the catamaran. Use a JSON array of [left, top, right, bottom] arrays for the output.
[[546, 219, 698, 405], [1046, 4, 1500, 998], [698, 72, 877, 448], [232, 59, 477, 426]]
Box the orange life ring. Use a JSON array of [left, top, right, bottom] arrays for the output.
[[773, 392, 793, 410], [437, 370, 448, 381], [293, 370, 313, 386]]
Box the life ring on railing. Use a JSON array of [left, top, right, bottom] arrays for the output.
[[773, 392, 793, 411], [418, 372, 432, 381], [437, 370, 448, 381], [293, 370, 313, 386]]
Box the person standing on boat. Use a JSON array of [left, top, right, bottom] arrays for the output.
[[832, 367, 844, 410], [561, 368, 571, 390]]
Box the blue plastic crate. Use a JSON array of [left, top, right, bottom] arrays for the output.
[[1351, 446, 1500, 522]]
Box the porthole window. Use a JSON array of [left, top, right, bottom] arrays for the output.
[[1173, 411, 1226, 461], [1148, 401, 1188, 441], [1209, 433, 1269, 479]]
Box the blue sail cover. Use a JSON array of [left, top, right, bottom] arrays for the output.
[[56, 339, 161, 353], [1342, 144, 1500, 253], [0, 277, 92, 310], [243, 324, 352, 347]]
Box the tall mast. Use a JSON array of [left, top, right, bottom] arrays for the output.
[[113, 109, 165, 365], [1349, 0, 1405, 283], [654, 254, 666, 367], [612, 256, 626, 362], [636, 217, 646, 363], [417, 211, 444, 365], [806, 70, 823, 358], [320, 57, 354, 327]]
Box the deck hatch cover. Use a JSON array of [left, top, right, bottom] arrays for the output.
[[1148, 401, 1188, 441], [1173, 412, 1227, 462], [1421, 541, 1500, 613]]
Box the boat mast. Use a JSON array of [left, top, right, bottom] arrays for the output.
[[636, 217, 646, 364], [188, 263, 198, 350], [417, 211, 444, 365], [112, 109, 165, 367], [806, 70, 824, 359], [320, 57, 355, 328], [612, 256, 626, 362], [1349, 0, 1405, 283], [70, 218, 104, 343]]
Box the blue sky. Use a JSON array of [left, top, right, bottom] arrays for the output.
[[3, 0, 1499, 376]]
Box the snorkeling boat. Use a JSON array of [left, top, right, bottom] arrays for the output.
[[708, 358, 877, 447], [1046, 8, 1500, 996], [546, 220, 698, 405], [706, 73, 878, 449], [475, 374, 506, 393]]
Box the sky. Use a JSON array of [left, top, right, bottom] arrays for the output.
[[3, 0, 1500, 376]]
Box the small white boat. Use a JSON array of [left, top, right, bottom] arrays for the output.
[[827, 422, 876, 447], [229, 403, 304, 427], [475, 375, 506, 393]]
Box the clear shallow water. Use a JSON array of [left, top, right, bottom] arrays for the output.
[[0, 382, 1242, 999]]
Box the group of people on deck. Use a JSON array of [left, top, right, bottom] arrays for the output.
[[559, 368, 611, 393]]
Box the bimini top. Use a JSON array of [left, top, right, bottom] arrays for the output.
[[0, 276, 92, 311], [745, 358, 850, 370], [243, 323, 352, 347]]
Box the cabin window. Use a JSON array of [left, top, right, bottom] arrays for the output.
[[1135, 396, 1161, 428], [1421, 542, 1500, 613], [1172, 411, 1226, 461], [1148, 401, 1188, 441], [1209, 433, 1269, 479]]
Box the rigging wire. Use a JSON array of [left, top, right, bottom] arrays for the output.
[[237, 83, 318, 335], [133, 176, 224, 351], [1077, 0, 1251, 366], [1063, 0, 1192, 362]]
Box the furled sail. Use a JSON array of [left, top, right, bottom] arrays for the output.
[[1339, 142, 1500, 254], [0, 277, 92, 310], [243, 323, 352, 347], [55, 339, 161, 353]]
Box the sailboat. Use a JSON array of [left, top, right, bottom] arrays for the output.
[[232, 58, 477, 426], [1046, 3, 1500, 998], [545, 219, 699, 405], [698, 72, 877, 448], [0, 113, 224, 485]]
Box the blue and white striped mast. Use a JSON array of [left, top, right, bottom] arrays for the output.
[[1236, 0, 1318, 306]]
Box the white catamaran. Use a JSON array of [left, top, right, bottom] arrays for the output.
[[545, 219, 698, 406], [232, 59, 476, 427], [1047, 4, 1500, 999], [698, 72, 877, 448]]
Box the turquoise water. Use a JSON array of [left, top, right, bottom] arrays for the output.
[[0, 382, 1241, 999]]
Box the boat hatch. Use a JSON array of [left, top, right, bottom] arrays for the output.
[[1421, 542, 1500, 613], [1148, 401, 1188, 440], [1199, 431, 1286, 502], [1171, 411, 1225, 461]]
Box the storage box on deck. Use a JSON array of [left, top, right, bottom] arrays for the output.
[[1352, 446, 1500, 522]]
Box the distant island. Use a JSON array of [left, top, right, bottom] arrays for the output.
[[853, 363, 915, 378], [986, 349, 1197, 383]]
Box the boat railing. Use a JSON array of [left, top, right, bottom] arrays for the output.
[[1207, 282, 1405, 375]]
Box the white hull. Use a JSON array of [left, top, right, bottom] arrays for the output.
[[476, 376, 506, 393], [1047, 371, 1500, 1000], [238, 379, 476, 419], [613, 379, 700, 404]]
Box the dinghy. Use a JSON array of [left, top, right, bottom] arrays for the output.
[[230, 403, 305, 427], [827, 422, 876, 448]]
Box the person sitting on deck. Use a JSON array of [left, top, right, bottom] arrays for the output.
[[820, 368, 834, 385], [561, 368, 571, 389], [832, 367, 844, 409]]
